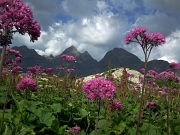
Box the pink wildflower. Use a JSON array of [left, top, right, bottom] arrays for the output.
[[15, 56, 22, 62], [43, 68, 54, 75], [27, 66, 43, 74], [0, 0, 40, 45], [12, 65, 22, 74], [16, 78, 39, 92], [139, 68, 145, 74], [83, 78, 116, 101], [155, 70, 180, 82], [60, 54, 76, 62], [110, 101, 123, 111], [146, 102, 157, 110], [66, 68, 74, 73], [169, 62, 180, 71], [67, 126, 81, 135], [125, 27, 165, 46], [125, 27, 147, 44]]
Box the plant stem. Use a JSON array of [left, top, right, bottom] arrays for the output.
[[0, 45, 7, 82], [167, 88, 170, 135], [0, 27, 8, 82], [94, 100, 101, 135], [0, 86, 9, 133], [135, 54, 148, 135]]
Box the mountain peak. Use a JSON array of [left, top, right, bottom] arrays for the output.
[[61, 46, 81, 57]]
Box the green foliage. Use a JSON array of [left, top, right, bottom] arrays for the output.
[[1, 65, 180, 135]]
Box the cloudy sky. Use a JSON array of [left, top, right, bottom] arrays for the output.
[[11, 0, 180, 62]]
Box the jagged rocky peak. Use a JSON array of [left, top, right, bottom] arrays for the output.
[[80, 51, 95, 61], [82, 51, 91, 57], [11, 45, 40, 57], [49, 54, 54, 58], [61, 46, 81, 57], [43, 54, 54, 59]]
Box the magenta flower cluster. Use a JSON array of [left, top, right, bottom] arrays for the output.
[[3, 48, 22, 74], [43, 68, 54, 75], [60, 54, 76, 62], [67, 126, 81, 135], [125, 27, 147, 44], [27, 66, 43, 74], [169, 62, 180, 71], [66, 68, 74, 73], [146, 70, 158, 77], [0, 0, 40, 46], [83, 78, 116, 101], [56, 67, 65, 71], [16, 78, 39, 92], [139, 68, 145, 74], [109, 101, 123, 111], [125, 27, 165, 46], [4, 48, 22, 65], [155, 70, 180, 82], [146, 102, 157, 110]]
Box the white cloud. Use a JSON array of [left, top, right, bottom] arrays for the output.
[[97, 1, 109, 11], [157, 30, 180, 62], [24, 0, 62, 30], [9, 0, 180, 64], [134, 11, 178, 36], [62, 0, 97, 18], [12, 31, 47, 50], [142, 0, 180, 18], [109, 0, 138, 11]]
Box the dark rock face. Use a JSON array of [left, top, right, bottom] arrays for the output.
[[11, 46, 51, 71], [10, 45, 98, 77], [0, 46, 170, 77], [140, 60, 170, 73], [92, 48, 144, 73], [60, 46, 81, 57]]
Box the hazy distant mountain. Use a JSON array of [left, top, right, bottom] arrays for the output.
[[0, 45, 170, 77]]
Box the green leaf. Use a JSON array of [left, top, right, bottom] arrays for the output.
[[11, 94, 21, 111], [58, 125, 68, 134], [22, 112, 37, 124], [0, 97, 6, 104], [23, 100, 37, 113], [17, 126, 36, 135], [68, 103, 73, 107], [148, 125, 162, 135], [49, 103, 62, 113], [127, 127, 136, 135], [0, 109, 12, 121], [89, 129, 104, 135], [79, 108, 89, 118], [139, 122, 149, 132], [1, 125, 13, 135], [54, 97, 63, 103], [172, 119, 180, 127], [36, 108, 55, 127], [0, 85, 8, 90], [51, 119, 60, 132], [79, 130, 86, 135], [97, 119, 106, 131], [112, 122, 126, 132]]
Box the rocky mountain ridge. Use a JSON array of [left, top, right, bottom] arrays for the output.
[[0, 45, 170, 77]]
